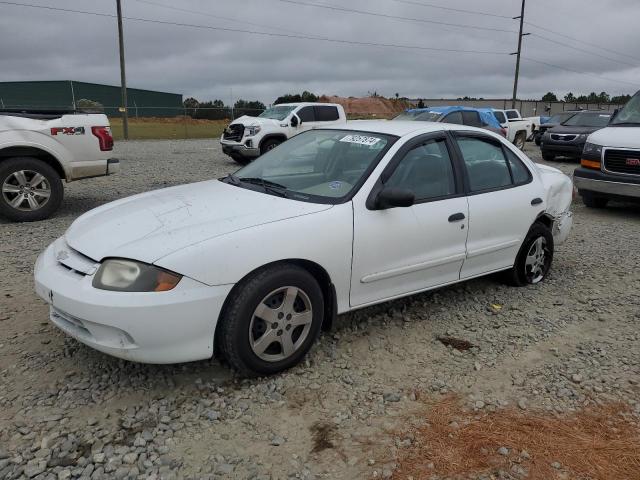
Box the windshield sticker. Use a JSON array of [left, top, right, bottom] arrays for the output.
[[340, 135, 381, 146], [329, 181, 342, 190]]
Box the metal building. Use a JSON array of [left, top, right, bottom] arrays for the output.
[[0, 80, 183, 117]]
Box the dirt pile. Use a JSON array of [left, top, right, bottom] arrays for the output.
[[319, 95, 412, 118]]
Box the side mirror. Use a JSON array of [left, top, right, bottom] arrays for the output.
[[290, 115, 300, 127], [375, 187, 415, 210]]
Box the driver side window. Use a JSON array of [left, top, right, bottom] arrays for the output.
[[297, 107, 315, 122], [385, 139, 456, 201]]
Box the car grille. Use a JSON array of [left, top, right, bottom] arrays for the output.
[[223, 124, 244, 142], [550, 133, 577, 141], [604, 149, 640, 175]]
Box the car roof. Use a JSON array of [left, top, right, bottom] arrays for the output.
[[405, 105, 482, 115], [274, 102, 342, 108], [323, 120, 502, 139]]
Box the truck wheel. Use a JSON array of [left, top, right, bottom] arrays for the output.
[[231, 155, 250, 166], [581, 193, 608, 208], [514, 132, 526, 150], [260, 139, 282, 155], [217, 264, 324, 377], [0, 157, 63, 222], [542, 151, 555, 161], [534, 134, 542, 146]]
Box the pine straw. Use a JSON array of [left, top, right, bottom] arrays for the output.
[[392, 397, 640, 479]]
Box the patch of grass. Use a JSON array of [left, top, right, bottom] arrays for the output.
[[109, 117, 227, 141]]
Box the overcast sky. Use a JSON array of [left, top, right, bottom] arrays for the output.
[[1, 0, 639, 105]]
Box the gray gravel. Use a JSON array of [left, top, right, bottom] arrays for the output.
[[1, 139, 639, 479]]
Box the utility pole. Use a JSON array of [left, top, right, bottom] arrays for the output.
[[116, 0, 129, 140], [511, 0, 529, 109]]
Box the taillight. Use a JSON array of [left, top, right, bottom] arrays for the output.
[[500, 127, 507, 137], [92, 126, 114, 151]]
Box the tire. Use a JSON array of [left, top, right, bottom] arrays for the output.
[[504, 222, 554, 287], [218, 264, 324, 376], [260, 138, 282, 155], [582, 193, 609, 208], [514, 132, 526, 150], [534, 133, 542, 146], [0, 157, 63, 222], [231, 155, 250, 166], [542, 151, 555, 162]]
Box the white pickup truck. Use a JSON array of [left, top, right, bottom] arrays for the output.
[[0, 110, 118, 222], [491, 109, 537, 150], [220, 102, 347, 164]]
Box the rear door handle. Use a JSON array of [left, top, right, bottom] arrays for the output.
[[531, 198, 543, 205], [448, 212, 466, 222]]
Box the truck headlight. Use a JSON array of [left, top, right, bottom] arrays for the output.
[[583, 142, 603, 156], [576, 134, 588, 141], [245, 126, 261, 137], [93, 259, 182, 292]]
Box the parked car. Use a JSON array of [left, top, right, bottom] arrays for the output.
[[220, 102, 346, 164], [35, 121, 573, 376], [573, 90, 640, 207], [393, 106, 506, 138], [533, 111, 581, 146], [540, 110, 612, 161], [490, 109, 533, 150], [0, 109, 118, 221]]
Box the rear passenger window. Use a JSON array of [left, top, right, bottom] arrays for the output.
[[505, 148, 531, 184], [442, 111, 463, 124], [315, 106, 339, 121], [297, 106, 315, 122], [456, 137, 511, 192], [461, 111, 482, 127]]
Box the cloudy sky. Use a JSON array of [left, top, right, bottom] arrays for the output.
[[1, 0, 639, 104]]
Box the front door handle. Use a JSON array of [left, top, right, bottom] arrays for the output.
[[531, 197, 543, 205], [448, 212, 466, 222]]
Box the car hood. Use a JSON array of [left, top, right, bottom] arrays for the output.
[[231, 115, 282, 128], [546, 125, 603, 135], [587, 126, 640, 148], [65, 180, 332, 264]]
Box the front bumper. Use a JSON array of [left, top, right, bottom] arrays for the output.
[[220, 140, 260, 160], [573, 167, 640, 200], [540, 141, 585, 157], [34, 238, 233, 364]]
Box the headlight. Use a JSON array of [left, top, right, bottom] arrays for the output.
[[245, 126, 261, 137], [576, 134, 588, 141], [583, 142, 603, 156], [92, 259, 182, 292]]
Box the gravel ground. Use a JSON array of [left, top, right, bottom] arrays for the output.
[[1, 139, 639, 480]]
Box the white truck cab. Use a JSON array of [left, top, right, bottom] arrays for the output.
[[220, 102, 346, 164], [491, 108, 535, 150], [573, 90, 640, 207]]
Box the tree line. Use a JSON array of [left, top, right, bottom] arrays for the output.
[[540, 91, 632, 104], [182, 98, 266, 120]]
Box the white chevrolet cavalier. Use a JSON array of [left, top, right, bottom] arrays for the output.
[[34, 121, 573, 376]]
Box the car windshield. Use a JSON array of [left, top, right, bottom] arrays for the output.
[[548, 112, 576, 123], [393, 111, 442, 122], [258, 105, 297, 121], [562, 112, 611, 127], [611, 92, 640, 125], [492, 111, 506, 123], [227, 129, 395, 203]]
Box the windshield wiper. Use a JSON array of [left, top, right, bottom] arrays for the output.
[[239, 177, 289, 198], [611, 122, 640, 126], [224, 173, 241, 185]]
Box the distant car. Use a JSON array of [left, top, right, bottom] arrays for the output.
[[489, 109, 533, 150], [533, 111, 581, 146], [393, 106, 507, 138], [35, 121, 573, 376], [540, 111, 612, 161], [574, 90, 640, 208]]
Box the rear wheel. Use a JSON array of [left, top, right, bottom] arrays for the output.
[[542, 151, 555, 161], [514, 131, 526, 150], [0, 157, 63, 222], [218, 264, 324, 376], [582, 193, 609, 208], [504, 222, 554, 287]]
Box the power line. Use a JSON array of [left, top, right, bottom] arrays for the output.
[[525, 21, 640, 63], [273, 0, 518, 33], [0, 1, 510, 55], [386, 0, 512, 20], [523, 57, 640, 88]]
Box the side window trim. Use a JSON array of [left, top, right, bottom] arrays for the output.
[[448, 131, 532, 196], [365, 132, 465, 209]]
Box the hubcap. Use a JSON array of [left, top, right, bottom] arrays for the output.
[[524, 236, 548, 283], [2, 170, 51, 211], [249, 286, 313, 362]]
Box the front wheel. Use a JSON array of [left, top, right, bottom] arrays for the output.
[[504, 223, 554, 287], [514, 132, 526, 150], [582, 193, 609, 208], [0, 157, 63, 222], [542, 151, 555, 162], [534, 134, 542, 146], [260, 138, 282, 155], [218, 264, 324, 376]]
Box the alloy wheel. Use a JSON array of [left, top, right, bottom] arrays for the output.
[[524, 236, 548, 283], [2, 170, 51, 211], [249, 286, 313, 362]]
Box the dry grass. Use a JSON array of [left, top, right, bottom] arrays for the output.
[[392, 397, 640, 479], [109, 117, 227, 140]]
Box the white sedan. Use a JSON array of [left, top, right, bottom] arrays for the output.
[[34, 121, 573, 376]]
